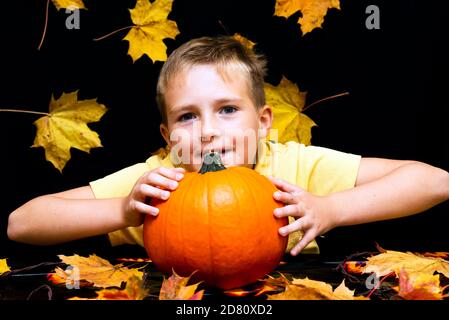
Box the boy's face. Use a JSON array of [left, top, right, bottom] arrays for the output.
[[160, 64, 273, 172]]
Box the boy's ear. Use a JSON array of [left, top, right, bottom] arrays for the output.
[[258, 105, 273, 139], [160, 123, 171, 147]]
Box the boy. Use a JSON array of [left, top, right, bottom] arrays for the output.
[[7, 36, 449, 256]]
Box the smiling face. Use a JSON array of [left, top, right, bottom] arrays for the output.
[[160, 64, 273, 172]]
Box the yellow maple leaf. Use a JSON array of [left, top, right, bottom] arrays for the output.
[[51, 0, 86, 10], [0, 259, 11, 275], [32, 91, 107, 172], [47, 267, 94, 288], [232, 33, 256, 50], [274, 0, 340, 35], [264, 76, 316, 145], [292, 277, 365, 300], [267, 284, 329, 300], [52, 254, 143, 288], [291, 277, 333, 292], [396, 269, 446, 300], [332, 280, 365, 300], [123, 0, 180, 63], [362, 249, 449, 279], [69, 276, 149, 300], [268, 277, 366, 300], [159, 270, 204, 300]]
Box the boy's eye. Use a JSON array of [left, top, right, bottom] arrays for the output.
[[220, 106, 237, 114], [179, 113, 196, 122]]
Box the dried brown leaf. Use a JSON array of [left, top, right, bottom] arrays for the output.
[[54, 254, 143, 288], [159, 270, 204, 300]]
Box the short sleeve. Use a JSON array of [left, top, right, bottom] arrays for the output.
[[297, 144, 361, 196], [89, 163, 150, 247], [89, 163, 150, 199]]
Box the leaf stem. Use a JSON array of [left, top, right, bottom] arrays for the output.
[[38, 0, 51, 51], [0, 109, 50, 116], [302, 91, 350, 112], [93, 26, 134, 41]]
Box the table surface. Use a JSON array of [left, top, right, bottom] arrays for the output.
[[1, 248, 391, 301]]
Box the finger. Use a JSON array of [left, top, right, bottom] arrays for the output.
[[133, 201, 159, 216], [159, 167, 185, 181], [273, 191, 298, 205], [146, 171, 180, 190], [273, 204, 303, 218], [290, 230, 316, 256], [139, 184, 171, 201], [268, 176, 302, 194], [278, 218, 307, 237]]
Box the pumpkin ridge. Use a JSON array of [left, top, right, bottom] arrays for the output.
[[191, 171, 212, 278], [214, 168, 239, 286], [249, 170, 274, 232], [245, 170, 286, 269], [249, 170, 265, 251], [178, 171, 191, 276], [165, 171, 190, 274], [154, 188, 167, 270], [161, 185, 168, 271], [234, 168, 262, 278], [225, 168, 245, 284], [205, 172, 216, 286], [232, 169, 249, 260]]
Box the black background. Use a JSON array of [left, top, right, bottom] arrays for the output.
[[0, 0, 448, 260]]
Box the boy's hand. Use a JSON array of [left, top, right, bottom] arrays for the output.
[[123, 167, 186, 227], [268, 176, 337, 256]]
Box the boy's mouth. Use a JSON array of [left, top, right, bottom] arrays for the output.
[[199, 148, 231, 159]]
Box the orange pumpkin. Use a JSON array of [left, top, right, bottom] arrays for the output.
[[143, 152, 288, 289]]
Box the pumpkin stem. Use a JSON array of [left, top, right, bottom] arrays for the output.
[[199, 152, 226, 174]]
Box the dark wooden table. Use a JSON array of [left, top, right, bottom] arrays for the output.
[[0, 246, 380, 301]]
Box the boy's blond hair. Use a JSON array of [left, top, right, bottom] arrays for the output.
[[156, 36, 267, 124]]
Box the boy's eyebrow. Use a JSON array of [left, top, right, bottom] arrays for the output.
[[168, 105, 195, 116], [169, 98, 244, 115], [214, 98, 244, 105]]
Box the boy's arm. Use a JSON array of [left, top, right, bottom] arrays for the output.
[[7, 186, 128, 245], [332, 158, 449, 226], [270, 158, 449, 255], [7, 166, 185, 246]]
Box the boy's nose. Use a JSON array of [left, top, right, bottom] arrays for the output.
[[200, 119, 221, 141]]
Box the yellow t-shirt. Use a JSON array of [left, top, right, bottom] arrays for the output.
[[89, 140, 361, 254]]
